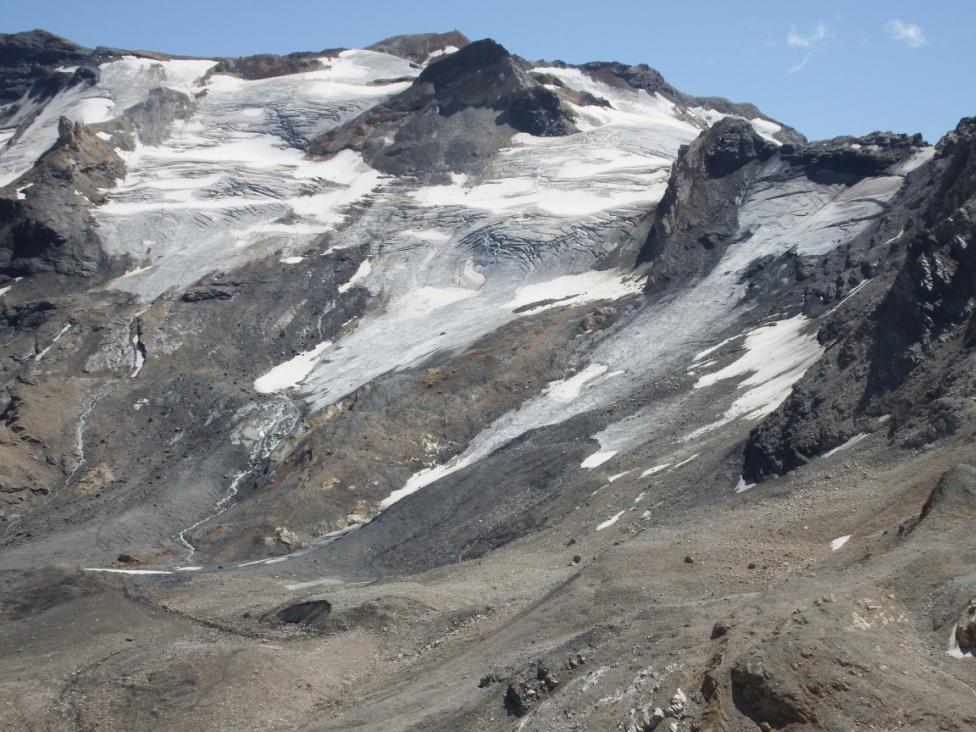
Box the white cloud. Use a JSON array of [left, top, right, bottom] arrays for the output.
[[787, 21, 828, 49], [787, 51, 813, 74], [885, 20, 926, 47], [786, 22, 827, 73]]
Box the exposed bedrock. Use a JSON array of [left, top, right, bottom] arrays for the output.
[[308, 39, 579, 180], [637, 117, 776, 284], [212, 52, 337, 81], [0, 117, 125, 278], [367, 30, 471, 63], [0, 29, 92, 106], [743, 119, 976, 482]]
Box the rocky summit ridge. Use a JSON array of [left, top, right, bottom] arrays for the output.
[[0, 28, 974, 732]]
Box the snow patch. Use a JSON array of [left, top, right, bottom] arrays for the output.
[[337, 259, 371, 293], [84, 568, 173, 575], [35, 323, 72, 361], [388, 285, 478, 319], [735, 477, 756, 494], [823, 279, 872, 316], [402, 228, 451, 243], [380, 456, 475, 509], [507, 270, 643, 313], [947, 624, 976, 659], [640, 463, 671, 478], [581, 450, 618, 469], [672, 453, 700, 469], [424, 45, 460, 63], [597, 511, 625, 531], [692, 334, 742, 363], [690, 315, 823, 434], [66, 97, 115, 124], [254, 340, 332, 393], [544, 364, 609, 403], [830, 535, 851, 551], [750, 117, 784, 145], [821, 433, 870, 458]]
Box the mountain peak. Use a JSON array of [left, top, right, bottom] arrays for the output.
[[367, 30, 470, 63]]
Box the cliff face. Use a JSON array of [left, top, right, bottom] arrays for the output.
[[637, 117, 777, 284], [742, 119, 976, 482], [0, 117, 125, 277]]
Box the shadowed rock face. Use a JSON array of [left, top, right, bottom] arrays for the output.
[[0, 118, 125, 277], [781, 131, 927, 183], [742, 120, 973, 483], [0, 30, 90, 104], [125, 87, 194, 146], [918, 463, 976, 528], [637, 118, 779, 283], [273, 598, 332, 625]]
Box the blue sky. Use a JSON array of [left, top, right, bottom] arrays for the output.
[[3, 0, 971, 142]]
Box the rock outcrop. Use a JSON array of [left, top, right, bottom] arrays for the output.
[[0, 117, 125, 277], [0, 29, 91, 105], [637, 117, 776, 283], [367, 30, 470, 63], [309, 39, 579, 180], [743, 119, 975, 482], [212, 51, 337, 81]]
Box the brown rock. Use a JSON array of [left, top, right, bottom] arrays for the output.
[[956, 599, 976, 649]]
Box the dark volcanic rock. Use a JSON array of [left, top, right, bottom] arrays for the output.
[[580, 61, 681, 97], [181, 288, 235, 303], [498, 86, 575, 136], [0, 299, 57, 332], [0, 117, 126, 277]]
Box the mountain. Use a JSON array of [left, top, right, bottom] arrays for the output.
[[0, 28, 974, 732]]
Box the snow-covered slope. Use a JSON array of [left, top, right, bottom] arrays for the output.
[[0, 32, 924, 560]]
